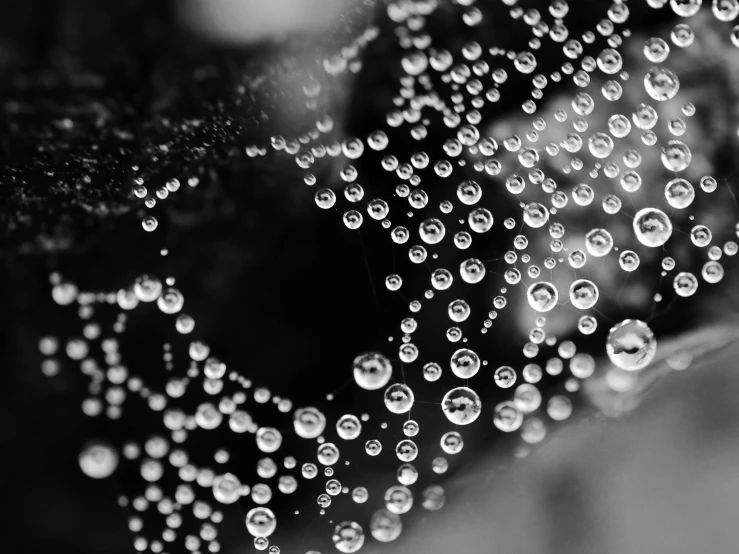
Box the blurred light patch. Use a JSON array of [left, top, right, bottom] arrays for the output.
[[179, 0, 349, 43]]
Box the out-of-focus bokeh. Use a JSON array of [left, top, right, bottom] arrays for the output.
[[361, 325, 739, 554], [180, 0, 350, 43]]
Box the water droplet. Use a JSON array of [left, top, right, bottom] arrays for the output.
[[606, 319, 657, 371], [441, 387, 481, 425], [633, 208, 673, 247]]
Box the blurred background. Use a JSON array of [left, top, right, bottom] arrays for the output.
[[2, 1, 739, 553]]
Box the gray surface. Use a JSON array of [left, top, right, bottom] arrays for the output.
[[359, 324, 739, 554]]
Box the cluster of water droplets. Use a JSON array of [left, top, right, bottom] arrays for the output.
[[40, 0, 739, 552]]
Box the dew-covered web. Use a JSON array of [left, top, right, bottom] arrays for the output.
[[38, 1, 739, 553]]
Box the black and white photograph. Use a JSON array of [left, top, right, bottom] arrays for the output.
[[3, 1, 739, 553]]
